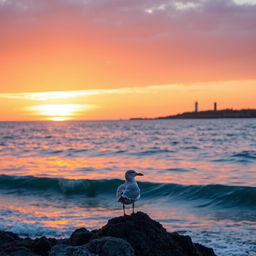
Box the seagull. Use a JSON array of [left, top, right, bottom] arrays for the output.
[[116, 170, 144, 216]]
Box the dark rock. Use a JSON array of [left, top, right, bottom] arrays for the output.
[[91, 212, 216, 256], [31, 236, 54, 256], [169, 232, 198, 255], [0, 232, 59, 256], [0, 247, 38, 256], [0, 238, 33, 253], [50, 237, 134, 256], [195, 243, 216, 256], [70, 228, 92, 246], [0, 230, 19, 244], [0, 211, 216, 256], [0, 231, 33, 256], [56, 238, 70, 245], [49, 244, 94, 256], [87, 237, 135, 256]]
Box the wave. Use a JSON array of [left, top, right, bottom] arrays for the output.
[[0, 175, 255, 210], [162, 168, 193, 173], [213, 150, 256, 163], [232, 150, 256, 160], [0, 175, 121, 197], [130, 149, 175, 156]]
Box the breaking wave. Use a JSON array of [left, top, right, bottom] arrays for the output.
[[0, 175, 255, 210]]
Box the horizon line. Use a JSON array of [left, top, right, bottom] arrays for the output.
[[1, 107, 256, 122]]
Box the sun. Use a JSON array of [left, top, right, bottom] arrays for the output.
[[49, 117, 67, 121], [28, 104, 90, 121]]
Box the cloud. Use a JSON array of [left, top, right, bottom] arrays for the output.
[[0, 86, 172, 101], [0, 0, 256, 90], [0, 80, 255, 101], [1, 0, 256, 30], [233, 0, 256, 5]]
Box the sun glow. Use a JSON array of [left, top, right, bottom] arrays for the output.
[[50, 117, 67, 121], [28, 104, 92, 121]]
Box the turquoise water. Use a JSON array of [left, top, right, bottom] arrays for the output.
[[0, 119, 255, 255]]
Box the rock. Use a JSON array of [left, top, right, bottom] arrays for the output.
[[0, 247, 38, 256], [0, 230, 19, 244], [70, 228, 92, 246], [0, 211, 216, 256], [87, 237, 135, 256], [169, 232, 199, 255], [49, 244, 95, 256], [50, 237, 135, 256], [91, 212, 216, 256], [194, 243, 216, 256], [1, 240, 32, 253], [0, 232, 58, 256], [0, 231, 35, 256], [31, 236, 56, 256]]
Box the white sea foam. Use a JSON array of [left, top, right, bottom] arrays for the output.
[[184, 228, 256, 256], [2, 222, 69, 238]]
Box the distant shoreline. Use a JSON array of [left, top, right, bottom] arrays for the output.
[[131, 109, 256, 120]]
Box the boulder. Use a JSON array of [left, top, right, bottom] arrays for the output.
[[0, 247, 38, 256], [70, 228, 92, 246], [0, 232, 56, 256], [87, 237, 135, 256], [0, 230, 19, 244], [0, 212, 216, 256], [0, 231, 35, 256], [49, 244, 95, 256], [50, 237, 134, 256], [91, 212, 216, 256], [31, 236, 55, 256], [194, 243, 216, 256]]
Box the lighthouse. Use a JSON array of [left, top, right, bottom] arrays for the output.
[[195, 101, 198, 112], [214, 102, 217, 112]]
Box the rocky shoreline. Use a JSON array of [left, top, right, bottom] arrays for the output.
[[131, 108, 256, 120], [0, 212, 216, 256]]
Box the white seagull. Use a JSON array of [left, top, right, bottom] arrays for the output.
[[116, 170, 144, 216]]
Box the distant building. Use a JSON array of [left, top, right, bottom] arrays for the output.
[[195, 101, 198, 112], [214, 102, 217, 112]]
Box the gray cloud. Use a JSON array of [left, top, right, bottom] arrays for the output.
[[1, 0, 256, 36]]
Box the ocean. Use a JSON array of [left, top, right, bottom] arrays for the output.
[[0, 119, 255, 255]]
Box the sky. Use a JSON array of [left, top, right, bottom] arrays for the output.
[[0, 0, 256, 120]]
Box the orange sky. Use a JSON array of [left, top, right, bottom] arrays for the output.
[[0, 0, 256, 121]]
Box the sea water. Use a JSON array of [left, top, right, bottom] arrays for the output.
[[0, 119, 255, 255]]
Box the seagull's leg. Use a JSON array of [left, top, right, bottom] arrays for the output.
[[123, 204, 126, 216], [132, 202, 134, 215]]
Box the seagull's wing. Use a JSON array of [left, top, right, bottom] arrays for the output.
[[122, 183, 140, 201], [116, 182, 126, 201]]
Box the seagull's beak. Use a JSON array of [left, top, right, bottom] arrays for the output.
[[136, 172, 144, 176]]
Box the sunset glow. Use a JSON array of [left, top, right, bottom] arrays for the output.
[[49, 117, 67, 121], [1, 1, 256, 252], [0, 0, 256, 120], [26, 104, 93, 121]]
